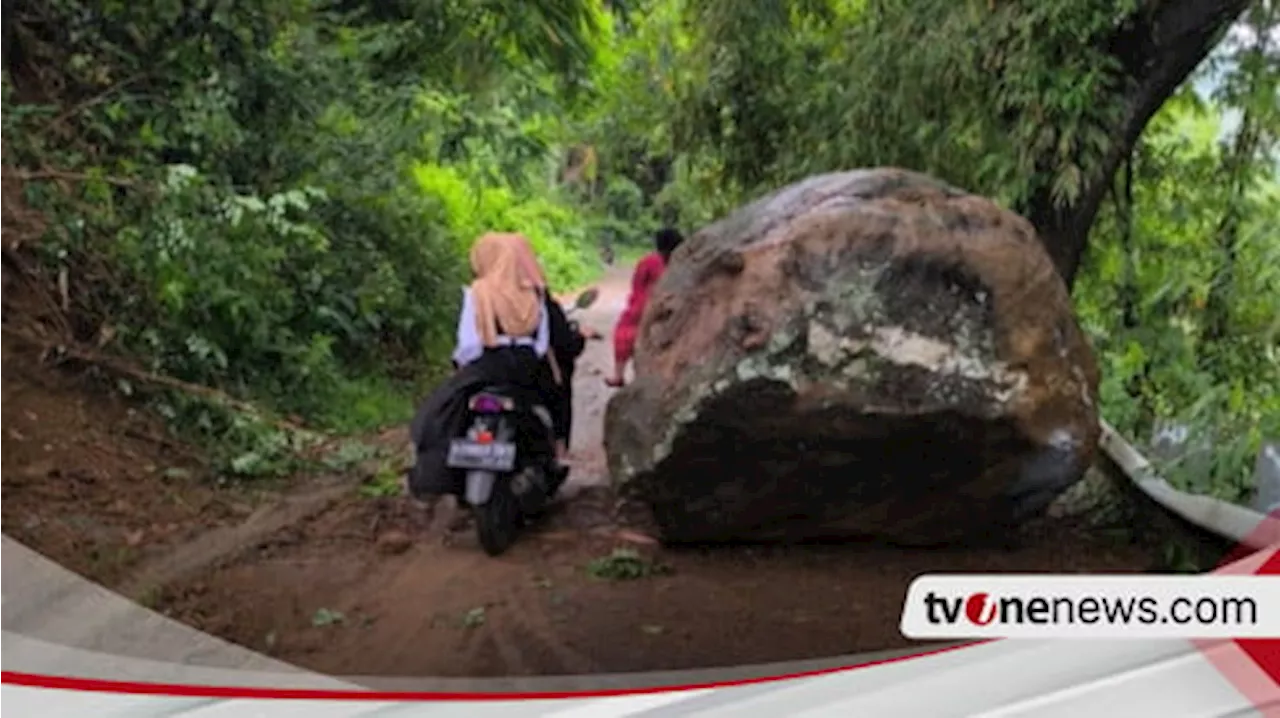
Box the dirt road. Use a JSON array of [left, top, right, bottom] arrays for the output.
[[151, 265, 1167, 678], [559, 263, 632, 493], [3, 263, 1169, 679]]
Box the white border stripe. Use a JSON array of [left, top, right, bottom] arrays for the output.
[[541, 690, 715, 717]]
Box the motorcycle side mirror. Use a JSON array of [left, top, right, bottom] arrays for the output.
[[574, 287, 600, 310]]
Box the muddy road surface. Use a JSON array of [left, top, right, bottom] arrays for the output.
[[4, 263, 1169, 679], [154, 505, 1160, 678], [559, 263, 631, 493]]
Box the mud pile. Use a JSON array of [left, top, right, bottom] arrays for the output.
[[604, 168, 1101, 545]]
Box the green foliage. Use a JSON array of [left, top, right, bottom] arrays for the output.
[[311, 607, 346, 627], [5, 0, 1275, 513], [655, 0, 1142, 212], [326, 0, 606, 91], [1074, 69, 1279, 500], [144, 388, 318, 481], [412, 161, 597, 290], [585, 548, 672, 581], [3, 0, 627, 466]]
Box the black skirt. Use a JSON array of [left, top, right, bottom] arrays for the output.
[[407, 346, 565, 498]]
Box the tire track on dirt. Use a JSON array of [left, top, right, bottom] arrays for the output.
[[410, 525, 601, 676], [481, 578, 598, 676], [306, 537, 601, 677]]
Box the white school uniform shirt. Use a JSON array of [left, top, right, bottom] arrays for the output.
[[451, 286, 550, 367]]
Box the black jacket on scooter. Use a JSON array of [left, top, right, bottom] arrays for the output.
[[544, 293, 587, 444], [407, 293, 583, 499]]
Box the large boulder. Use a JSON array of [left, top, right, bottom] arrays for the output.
[[603, 169, 1101, 545]]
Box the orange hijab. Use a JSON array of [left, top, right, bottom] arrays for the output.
[[469, 233, 544, 347], [508, 234, 547, 290]]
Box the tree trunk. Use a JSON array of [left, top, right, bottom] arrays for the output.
[[1024, 0, 1250, 289], [1, 0, 15, 76]]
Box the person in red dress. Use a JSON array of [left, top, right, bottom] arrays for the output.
[[606, 227, 684, 387]]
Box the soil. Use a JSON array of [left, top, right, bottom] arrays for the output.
[[2, 264, 1169, 678], [0, 333, 268, 587], [151, 502, 1157, 677]]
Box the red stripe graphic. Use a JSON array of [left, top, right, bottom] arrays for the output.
[[1197, 508, 1280, 714], [0, 642, 984, 700]]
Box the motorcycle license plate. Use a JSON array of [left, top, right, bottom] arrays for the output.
[[446, 440, 517, 471]]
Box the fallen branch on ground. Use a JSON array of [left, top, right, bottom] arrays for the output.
[[0, 249, 76, 337], [1, 324, 304, 432], [4, 168, 139, 188]]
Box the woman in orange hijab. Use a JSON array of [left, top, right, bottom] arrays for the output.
[[456, 233, 598, 460], [452, 232, 552, 369], [409, 232, 570, 501]]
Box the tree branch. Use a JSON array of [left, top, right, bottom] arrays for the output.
[[1027, 0, 1250, 288], [5, 168, 139, 187], [0, 325, 304, 432]]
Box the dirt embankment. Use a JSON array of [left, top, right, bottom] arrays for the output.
[[3, 264, 1170, 678], [1, 333, 266, 587]]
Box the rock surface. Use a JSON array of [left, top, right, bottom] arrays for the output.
[[603, 169, 1101, 545]]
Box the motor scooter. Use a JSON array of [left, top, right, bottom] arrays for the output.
[[444, 288, 601, 556]]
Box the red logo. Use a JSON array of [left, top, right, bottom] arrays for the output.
[[965, 592, 997, 625]]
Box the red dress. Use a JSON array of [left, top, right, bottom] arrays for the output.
[[613, 251, 666, 366]]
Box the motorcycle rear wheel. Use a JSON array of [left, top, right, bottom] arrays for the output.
[[475, 478, 521, 557]]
